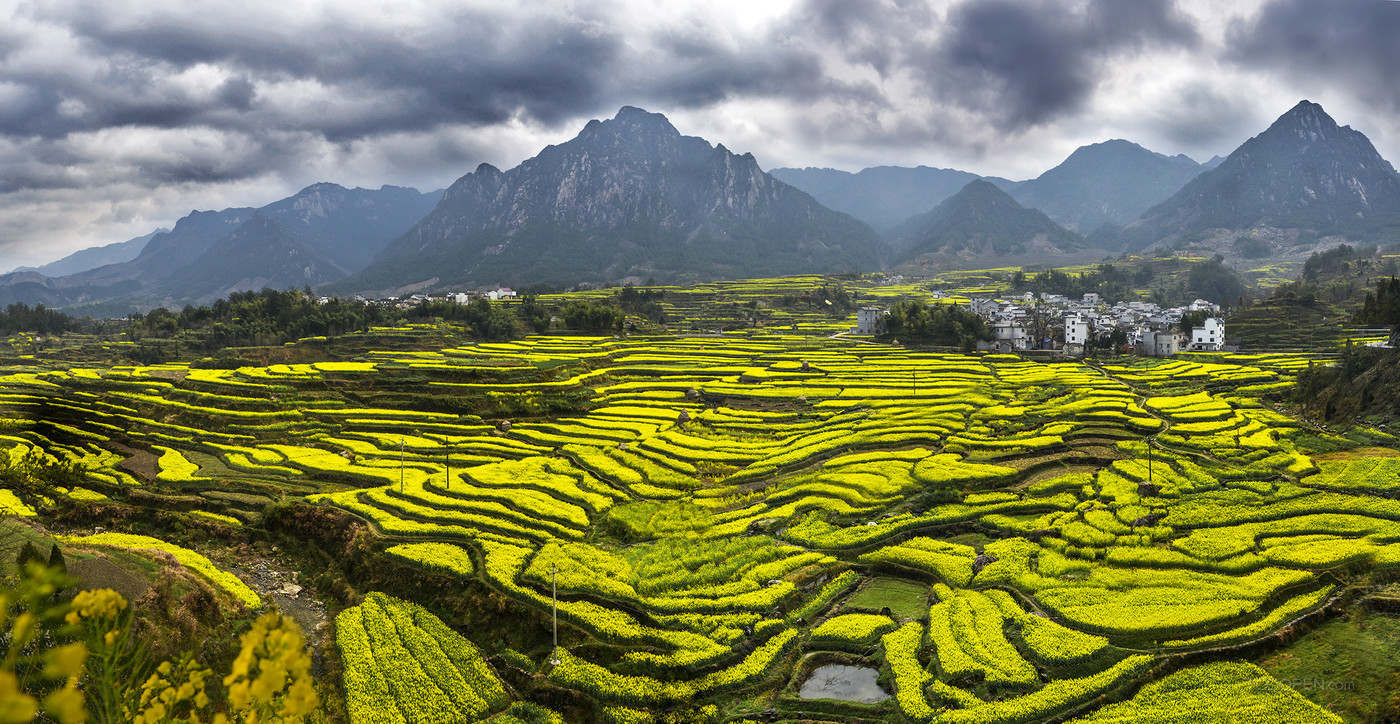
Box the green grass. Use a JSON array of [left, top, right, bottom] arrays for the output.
[[842, 577, 929, 622], [1257, 608, 1400, 723]]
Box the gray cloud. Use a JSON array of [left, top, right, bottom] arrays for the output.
[[1, 0, 1397, 270], [1226, 0, 1400, 112], [926, 0, 1199, 131]]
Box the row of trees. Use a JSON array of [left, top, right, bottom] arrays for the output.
[[878, 301, 992, 351], [1009, 264, 1145, 304]]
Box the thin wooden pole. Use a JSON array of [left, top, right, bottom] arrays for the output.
[[551, 562, 559, 665], [399, 439, 405, 493]]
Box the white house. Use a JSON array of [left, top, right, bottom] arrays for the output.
[[1191, 317, 1225, 351], [993, 322, 1030, 351], [854, 307, 883, 335], [1063, 314, 1090, 356], [1082, 292, 1100, 305]]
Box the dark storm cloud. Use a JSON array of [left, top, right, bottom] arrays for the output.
[[928, 0, 1200, 131], [26, 4, 624, 139], [1226, 0, 1400, 112]]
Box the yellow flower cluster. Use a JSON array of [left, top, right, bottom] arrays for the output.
[[223, 613, 318, 723]]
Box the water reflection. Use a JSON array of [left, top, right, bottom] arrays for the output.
[[798, 664, 890, 703]]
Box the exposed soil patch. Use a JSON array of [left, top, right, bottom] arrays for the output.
[[68, 556, 151, 603], [227, 556, 331, 669], [1311, 446, 1400, 461], [107, 440, 157, 481]]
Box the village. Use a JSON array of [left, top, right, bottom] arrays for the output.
[[855, 292, 1227, 356]]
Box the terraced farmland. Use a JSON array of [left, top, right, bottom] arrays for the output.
[[2, 327, 1393, 723]]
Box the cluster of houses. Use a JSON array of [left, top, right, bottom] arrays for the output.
[[983, 293, 1227, 356], [339, 287, 519, 309], [855, 291, 1229, 357]]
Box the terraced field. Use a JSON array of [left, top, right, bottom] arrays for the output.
[[1, 327, 1391, 723]]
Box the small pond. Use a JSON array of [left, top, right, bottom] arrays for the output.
[[798, 664, 890, 703]]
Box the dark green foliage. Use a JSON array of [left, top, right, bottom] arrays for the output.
[[15, 540, 43, 571], [127, 288, 400, 349], [406, 298, 523, 340], [616, 285, 667, 324], [1232, 236, 1272, 259], [1294, 345, 1400, 423], [0, 302, 80, 335], [878, 301, 993, 351], [1179, 310, 1209, 336], [1355, 277, 1400, 330], [778, 283, 858, 317], [1186, 255, 1246, 306], [47, 543, 65, 575], [1009, 264, 1136, 303], [563, 301, 624, 332], [1303, 244, 1375, 281]]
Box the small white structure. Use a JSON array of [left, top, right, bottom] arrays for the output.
[[452, 292, 470, 304], [854, 307, 883, 335], [1191, 317, 1225, 351], [969, 298, 1000, 317], [485, 287, 517, 301], [1063, 315, 1090, 356], [993, 322, 1030, 351], [1082, 292, 1100, 305]]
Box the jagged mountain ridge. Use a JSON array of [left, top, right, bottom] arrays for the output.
[[1110, 100, 1400, 251], [335, 107, 887, 293]]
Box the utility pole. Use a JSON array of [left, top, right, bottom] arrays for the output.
[[1147, 437, 1153, 485], [445, 446, 451, 489], [550, 561, 560, 666], [399, 438, 405, 493]]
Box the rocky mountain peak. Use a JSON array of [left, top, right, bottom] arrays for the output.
[[1269, 100, 1341, 144]]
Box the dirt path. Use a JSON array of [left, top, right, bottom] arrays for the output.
[[228, 556, 331, 668]]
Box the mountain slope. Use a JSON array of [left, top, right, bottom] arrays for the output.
[[162, 214, 352, 304], [1008, 139, 1205, 233], [1115, 100, 1400, 251], [0, 183, 441, 309], [337, 107, 886, 293], [892, 180, 1088, 266], [14, 229, 167, 277], [768, 165, 1015, 234]]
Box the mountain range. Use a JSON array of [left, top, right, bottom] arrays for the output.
[[5, 100, 1398, 310], [0, 184, 442, 309], [330, 107, 885, 294]]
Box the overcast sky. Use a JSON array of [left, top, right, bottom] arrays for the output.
[[3, 0, 1399, 271]]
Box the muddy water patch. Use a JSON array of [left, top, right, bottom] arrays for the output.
[[798, 664, 889, 703]]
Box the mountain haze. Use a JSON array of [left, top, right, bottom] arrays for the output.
[[336, 107, 886, 293], [892, 180, 1088, 268], [767, 166, 1016, 234], [14, 229, 167, 277], [0, 184, 441, 309], [1007, 139, 1205, 233]]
